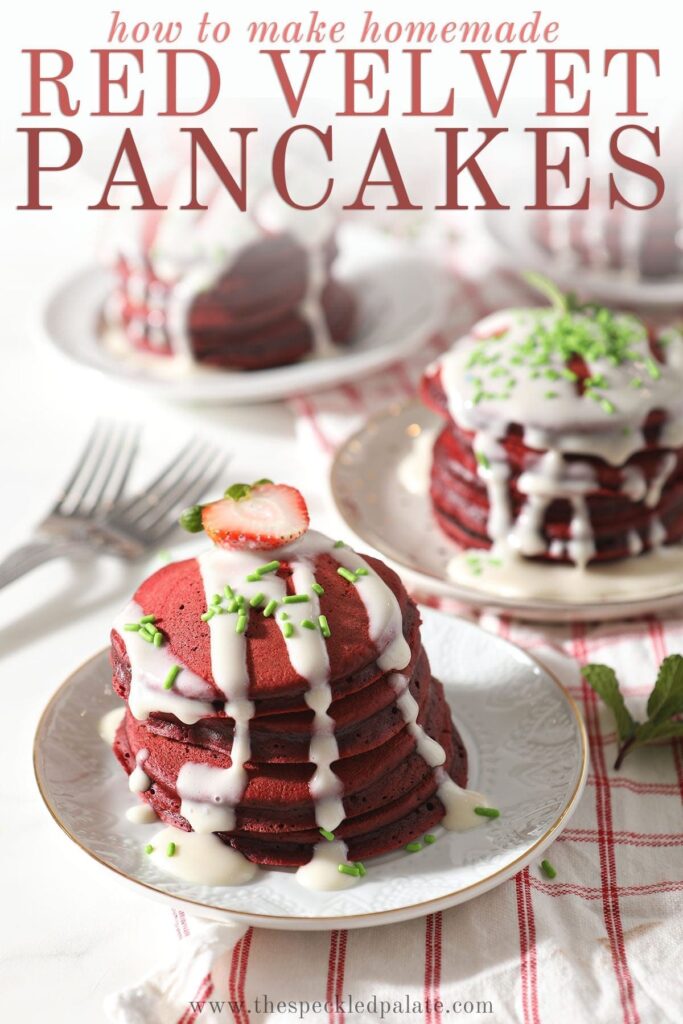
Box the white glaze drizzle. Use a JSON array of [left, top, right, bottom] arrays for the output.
[[114, 602, 218, 724], [397, 426, 437, 495], [297, 242, 338, 358], [176, 548, 278, 835], [129, 749, 151, 793], [98, 707, 125, 745], [433, 308, 683, 569], [125, 803, 158, 825], [147, 826, 257, 886], [388, 674, 489, 831], [296, 839, 360, 891], [289, 559, 345, 835]]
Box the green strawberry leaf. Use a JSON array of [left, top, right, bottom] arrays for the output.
[[581, 664, 636, 742], [646, 654, 683, 724]]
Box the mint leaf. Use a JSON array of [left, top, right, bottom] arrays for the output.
[[633, 718, 683, 746], [581, 664, 636, 742], [523, 271, 570, 314], [646, 654, 683, 724]]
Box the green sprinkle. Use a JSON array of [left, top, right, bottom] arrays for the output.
[[263, 599, 278, 617], [224, 585, 234, 600], [318, 615, 331, 638], [256, 560, 280, 575], [474, 806, 500, 818], [630, 377, 643, 389], [405, 842, 423, 853], [139, 630, 154, 644], [140, 615, 156, 624], [166, 842, 176, 857], [226, 599, 238, 614], [211, 593, 222, 606], [201, 609, 215, 622], [283, 622, 294, 639], [236, 595, 246, 608], [355, 861, 367, 876], [249, 592, 266, 608], [312, 582, 325, 595], [475, 451, 491, 469], [124, 623, 141, 632], [163, 665, 181, 690], [337, 567, 357, 584], [235, 614, 248, 635], [544, 390, 559, 399], [541, 859, 557, 879], [245, 572, 261, 582], [283, 594, 309, 604], [153, 631, 163, 648], [280, 612, 289, 621], [144, 843, 154, 854], [334, 540, 346, 548], [561, 368, 578, 381], [355, 568, 369, 576], [600, 398, 616, 414], [423, 834, 436, 845], [338, 863, 361, 877], [301, 619, 316, 630], [319, 827, 335, 842]]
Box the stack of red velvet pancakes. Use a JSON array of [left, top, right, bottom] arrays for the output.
[[109, 482, 469, 881], [107, 187, 355, 371], [421, 286, 683, 568]]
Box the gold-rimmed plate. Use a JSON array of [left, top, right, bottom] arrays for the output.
[[331, 401, 683, 623], [34, 608, 587, 930]]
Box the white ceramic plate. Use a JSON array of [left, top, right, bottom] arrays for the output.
[[34, 608, 586, 930], [331, 401, 683, 623], [39, 227, 449, 404], [486, 211, 683, 308]]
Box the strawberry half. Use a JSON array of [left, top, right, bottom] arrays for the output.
[[200, 482, 310, 550]]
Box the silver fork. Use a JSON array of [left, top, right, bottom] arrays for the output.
[[0, 423, 227, 590]]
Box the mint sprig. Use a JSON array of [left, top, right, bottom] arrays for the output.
[[523, 271, 578, 315], [581, 656, 683, 769]]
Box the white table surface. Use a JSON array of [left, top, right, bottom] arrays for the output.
[[0, 199, 349, 1022]]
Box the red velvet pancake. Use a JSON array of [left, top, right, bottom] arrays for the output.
[[421, 304, 683, 567], [110, 530, 468, 870], [111, 229, 356, 371]]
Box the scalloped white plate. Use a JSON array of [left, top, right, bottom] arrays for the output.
[[39, 227, 450, 404], [34, 608, 586, 929]]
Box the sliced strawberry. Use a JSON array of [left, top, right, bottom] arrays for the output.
[[201, 482, 310, 550]]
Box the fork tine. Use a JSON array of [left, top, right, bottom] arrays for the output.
[[107, 425, 141, 504], [69, 422, 127, 516], [87, 424, 139, 514], [51, 423, 104, 514], [144, 455, 230, 541], [115, 437, 202, 517], [138, 447, 228, 529]]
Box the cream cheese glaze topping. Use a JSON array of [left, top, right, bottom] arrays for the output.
[[437, 308, 683, 462], [113, 527, 486, 888], [431, 305, 683, 569]]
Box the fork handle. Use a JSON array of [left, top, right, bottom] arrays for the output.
[[0, 541, 90, 591]]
